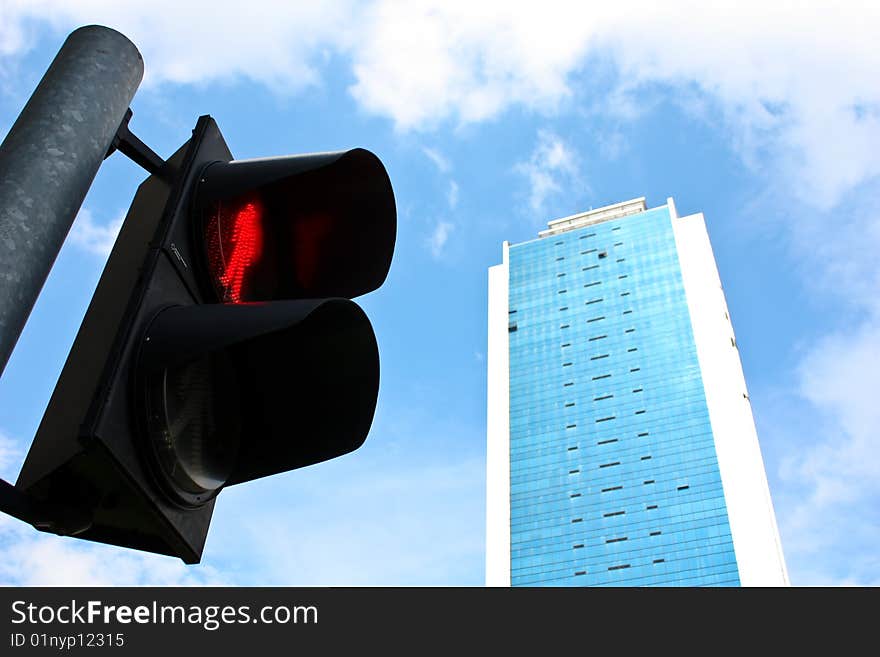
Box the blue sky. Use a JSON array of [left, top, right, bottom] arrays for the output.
[[1, 2, 878, 586]]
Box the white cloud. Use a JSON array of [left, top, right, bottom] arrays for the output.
[[68, 208, 123, 257], [422, 147, 452, 173], [348, 2, 585, 130], [3, 2, 879, 206], [349, 2, 880, 210], [217, 456, 484, 586], [0, 11, 28, 57], [795, 317, 880, 503], [599, 4, 880, 211], [1, 0, 359, 92], [767, 310, 880, 585], [0, 431, 22, 481], [515, 130, 581, 213], [447, 180, 459, 210], [597, 130, 627, 161], [426, 220, 454, 259], [783, 197, 880, 313], [0, 513, 227, 585], [754, 189, 880, 585], [422, 149, 460, 210]]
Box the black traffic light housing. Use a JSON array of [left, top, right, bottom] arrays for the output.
[[10, 116, 395, 563]]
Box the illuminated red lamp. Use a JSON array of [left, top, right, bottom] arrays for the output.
[[204, 195, 265, 304]]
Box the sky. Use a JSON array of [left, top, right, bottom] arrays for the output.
[[0, 1, 878, 586]]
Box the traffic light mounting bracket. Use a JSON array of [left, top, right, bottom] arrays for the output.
[[104, 108, 167, 177]]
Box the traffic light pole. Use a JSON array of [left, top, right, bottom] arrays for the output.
[[0, 25, 144, 377]]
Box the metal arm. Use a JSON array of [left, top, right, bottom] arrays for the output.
[[105, 108, 166, 176]]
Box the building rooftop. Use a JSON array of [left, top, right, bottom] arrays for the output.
[[537, 197, 647, 238]]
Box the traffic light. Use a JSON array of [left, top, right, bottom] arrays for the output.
[[12, 116, 396, 563]]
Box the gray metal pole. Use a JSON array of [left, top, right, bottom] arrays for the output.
[[0, 25, 143, 376]]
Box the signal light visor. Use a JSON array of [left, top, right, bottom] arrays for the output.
[[196, 148, 396, 302]]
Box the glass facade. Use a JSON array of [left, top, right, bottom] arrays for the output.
[[507, 205, 739, 586]]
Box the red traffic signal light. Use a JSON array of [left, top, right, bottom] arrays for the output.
[[12, 116, 395, 563], [197, 151, 395, 302]]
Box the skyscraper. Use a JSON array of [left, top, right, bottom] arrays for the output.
[[486, 197, 788, 586]]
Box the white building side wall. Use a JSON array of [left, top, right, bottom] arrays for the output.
[[671, 209, 789, 586], [485, 243, 511, 586]]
